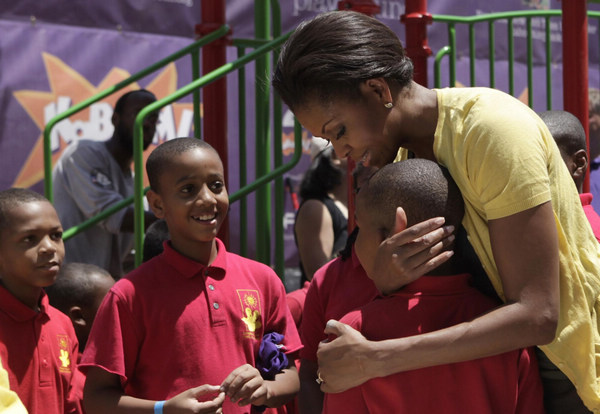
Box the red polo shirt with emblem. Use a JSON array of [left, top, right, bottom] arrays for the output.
[[324, 274, 545, 414], [300, 248, 378, 362], [80, 238, 302, 414], [0, 286, 80, 414]]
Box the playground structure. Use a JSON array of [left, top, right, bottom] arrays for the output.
[[42, 0, 597, 278]]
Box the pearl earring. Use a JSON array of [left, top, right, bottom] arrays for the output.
[[384, 102, 393, 109]]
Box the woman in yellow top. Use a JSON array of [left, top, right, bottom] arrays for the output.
[[273, 10, 600, 413]]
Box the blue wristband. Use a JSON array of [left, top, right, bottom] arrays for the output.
[[154, 400, 165, 414]]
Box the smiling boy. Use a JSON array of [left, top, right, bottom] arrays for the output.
[[81, 138, 301, 414], [0, 188, 80, 414]]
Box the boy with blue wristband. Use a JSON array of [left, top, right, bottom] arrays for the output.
[[80, 138, 301, 414]]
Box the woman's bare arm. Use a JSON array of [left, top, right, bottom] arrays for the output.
[[316, 202, 559, 393]]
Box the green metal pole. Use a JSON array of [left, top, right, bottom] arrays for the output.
[[237, 46, 248, 258], [271, 0, 285, 278], [488, 20, 495, 88], [469, 24, 476, 86], [448, 23, 456, 86], [527, 17, 534, 108], [255, 0, 272, 265], [545, 17, 552, 110], [508, 18, 515, 96]]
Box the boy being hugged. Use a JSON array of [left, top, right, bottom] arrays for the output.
[[322, 159, 545, 414], [0, 188, 80, 414], [81, 138, 301, 414]]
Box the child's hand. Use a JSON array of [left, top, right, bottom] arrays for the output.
[[220, 364, 270, 407], [164, 384, 225, 413]]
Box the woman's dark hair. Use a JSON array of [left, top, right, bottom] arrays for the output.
[[272, 10, 414, 110], [299, 147, 343, 200]]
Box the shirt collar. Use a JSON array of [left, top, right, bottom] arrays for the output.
[[580, 192, 593, 207], [0, 284, 49, 322], [159, 238, 227, 280]]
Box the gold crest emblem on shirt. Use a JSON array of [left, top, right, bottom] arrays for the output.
[[237, 289, 262, 339], [57, 334, 71, 373]]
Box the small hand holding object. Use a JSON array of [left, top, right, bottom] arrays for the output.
[[220, 364, 270, 407], [163, 384, 225, 413]]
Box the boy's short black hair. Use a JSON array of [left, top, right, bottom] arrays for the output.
[[146, 137, 219, 192], [362, 159, 464, 236], [45, 262, 112, 313], [538, 110, 586, 156], [0, 188, 49, 232]]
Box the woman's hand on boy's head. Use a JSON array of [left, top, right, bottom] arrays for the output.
[[165, 384, 225, 413], [373, 214, 455, 294], [220, 364, 269, 407]]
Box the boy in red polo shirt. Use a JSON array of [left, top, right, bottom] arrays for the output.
[[81, 138, 301, 414], [323, 159, 545, 414], [539, 110, 600, 242], [0, 188, 80, 414]]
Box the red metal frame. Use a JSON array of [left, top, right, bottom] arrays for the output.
[[562, 0, 590, 192], [401, 0, 432, 86], [196, 0, 232, 244]]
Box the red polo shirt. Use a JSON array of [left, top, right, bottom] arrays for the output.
[[324, 274, 544, 414], [580, 193, 600, 242], [300, 248, 378, 362], [0, 286, 80, 414], [80, 239, 301, 414]]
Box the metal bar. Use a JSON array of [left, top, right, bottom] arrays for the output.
[[271, 0, 285, 278], [434, 46, 451, 88], [488, 20, 495, 88], [43, 25, 229, 201], [469, 24, 476, 86], [527, 17, 533, 107], [448, 23, 456, 86], [508, 18, 515, 96], [255, 0, 272, 265], [229, 119, 303, 203], [191, 49, 202, 139], [237, 46, 248, 257], [563, 0, 589, 192], [545, 17, 552, 110]]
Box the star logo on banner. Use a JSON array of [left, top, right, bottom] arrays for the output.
[[12, 52, 195, 188]]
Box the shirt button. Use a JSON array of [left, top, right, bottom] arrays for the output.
[[208, 284, 215, 291], [43, 359, 48, 367], [213, 302, 219, 310]]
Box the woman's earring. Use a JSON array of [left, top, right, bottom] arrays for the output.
[[384, 102, 393, 109]]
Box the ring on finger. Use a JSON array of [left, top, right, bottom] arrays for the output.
[[316, 371, 325, 385]]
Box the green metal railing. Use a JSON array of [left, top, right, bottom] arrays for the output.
[[432, 10, 569, 109], [132, 30, 301, 268], [43, 25, 230, 202], [43, 2, 302, 278]]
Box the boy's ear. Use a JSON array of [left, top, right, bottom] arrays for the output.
[[573, 149, 589, 178], [146, 189, 165, 219], [393, 207, 408, 234], [68, 306, 86, 327]]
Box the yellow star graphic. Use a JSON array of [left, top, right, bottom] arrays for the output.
[[12, 52, 194, 188]]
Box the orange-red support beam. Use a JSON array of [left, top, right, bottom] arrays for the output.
[[562, 0, 590, 192], [402, 0, 432, 87], [196, 1, 231, 244]]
